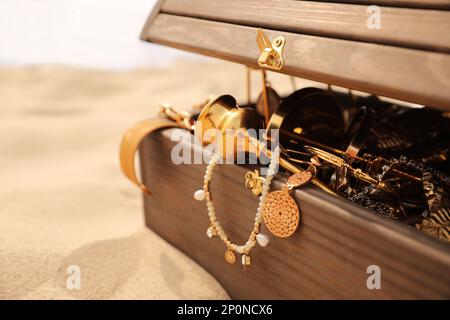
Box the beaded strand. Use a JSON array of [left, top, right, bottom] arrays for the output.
[[194, 145, 280, 266]]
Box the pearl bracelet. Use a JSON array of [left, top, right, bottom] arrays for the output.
[[194, 145, 280, 267]]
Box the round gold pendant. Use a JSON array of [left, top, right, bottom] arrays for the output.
[[263, 190, 300, 238], [224, 249, 236, 264]]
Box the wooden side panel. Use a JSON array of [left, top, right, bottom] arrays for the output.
[[140, 130, 450, 299], [312, 0, 450, 10], [161, 0, 450, 53], [140, 0, 167, 40], [142, 14, 450, 110]]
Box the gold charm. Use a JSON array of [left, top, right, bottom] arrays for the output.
[[245, 170, 265, 196], [224, 249, 237, 264], [241, 254, 251, 267], [262, 171, 312, 238]]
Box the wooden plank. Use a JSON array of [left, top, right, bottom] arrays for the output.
[[140, 130, 450, 299], [142, 14, 450, 111], [312, 0, 450, 10], [139, 0, 167, 40], [161, 0, 450, 53]]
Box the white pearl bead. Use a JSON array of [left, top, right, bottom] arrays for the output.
[[194, 189, 206, 201], [256, 233, 270, 247], [207, 226, 217, 238]]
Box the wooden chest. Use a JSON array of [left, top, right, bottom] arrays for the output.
[[137, 0, 450, 299]]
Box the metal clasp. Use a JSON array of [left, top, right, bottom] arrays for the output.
[[256, 29, 285, 71]]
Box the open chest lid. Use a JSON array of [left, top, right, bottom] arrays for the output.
[[141, 0, 450, 111]]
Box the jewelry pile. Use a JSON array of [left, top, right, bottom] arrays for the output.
[[191, 85, 450, 258]]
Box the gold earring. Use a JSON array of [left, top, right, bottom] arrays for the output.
[[262, 171, 313, 238]]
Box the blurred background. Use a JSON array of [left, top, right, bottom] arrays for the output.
[[0, 0, 198, 69]]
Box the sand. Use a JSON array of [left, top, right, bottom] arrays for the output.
[[0, 60, 309, 299]]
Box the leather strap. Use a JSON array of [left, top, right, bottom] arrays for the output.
[[119, 118, 184, 195]]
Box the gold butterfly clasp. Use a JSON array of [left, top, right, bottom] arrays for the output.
[[245, 170, 265, 196], [256, 29, 285, 71]]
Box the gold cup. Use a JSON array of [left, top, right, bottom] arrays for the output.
[[194, 95, 262, 159]]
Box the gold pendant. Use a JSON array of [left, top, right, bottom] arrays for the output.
[[262, 171, 312, 238], [224, 249, 236, 264], [263, 189, 299, 238]]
